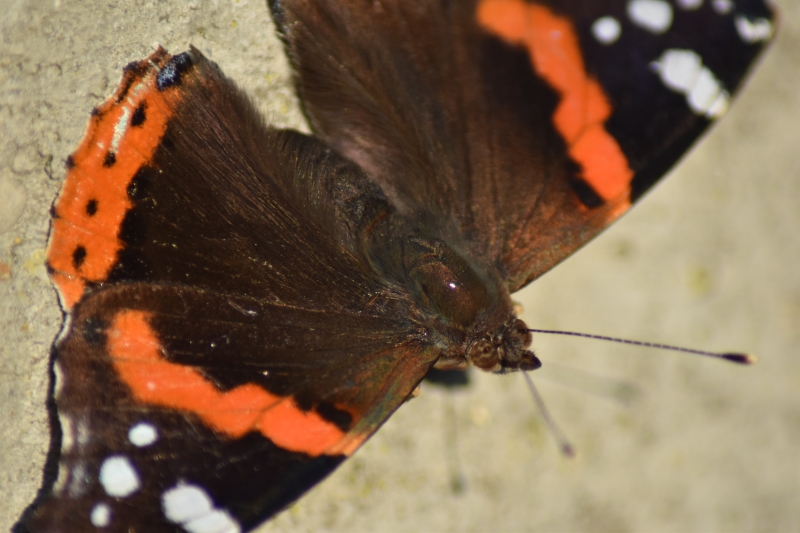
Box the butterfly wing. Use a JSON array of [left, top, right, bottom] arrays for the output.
[[47, 48, 383, 312], [20, 48, 437, 532], [22, 284, 431, 532], [270, 0, 776, 290]]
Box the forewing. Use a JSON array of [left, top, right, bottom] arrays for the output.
[[270, 0, 776, 289], [46, 47, 379, 310]]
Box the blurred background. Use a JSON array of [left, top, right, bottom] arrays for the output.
[[1, 0, 797, 531]]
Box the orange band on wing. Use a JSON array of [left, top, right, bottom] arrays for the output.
[[47, 49, 184, 309], [107, 310, 348, 457], [477, 0, 633, 203]]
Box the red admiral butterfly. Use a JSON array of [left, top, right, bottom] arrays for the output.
[[14, 0, 775, 531]]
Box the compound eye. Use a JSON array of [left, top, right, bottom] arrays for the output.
[[468, 339, 498, 371]]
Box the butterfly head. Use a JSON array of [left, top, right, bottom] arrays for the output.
[[402, 234, 541, 374], [466, 318, 541, 374]]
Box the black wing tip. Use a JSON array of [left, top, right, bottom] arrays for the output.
[[156, 50, 195, 91]]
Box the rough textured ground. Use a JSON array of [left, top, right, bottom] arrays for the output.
[[2, 1, 798, 532]]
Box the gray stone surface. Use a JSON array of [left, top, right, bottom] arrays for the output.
[[1, 1, 798, 531]]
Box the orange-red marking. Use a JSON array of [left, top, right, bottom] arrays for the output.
[[477, 0, 633, 204], [47, 49, 184, 309], [107, 310, 352, 456]]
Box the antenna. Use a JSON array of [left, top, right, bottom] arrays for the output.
[[522, 328, 757, 457], [528, 329, 757, 365], [523, 372, 575, 458]]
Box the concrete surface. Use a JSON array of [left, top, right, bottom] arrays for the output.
[[1, 0, 798, 531]]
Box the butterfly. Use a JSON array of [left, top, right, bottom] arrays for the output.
[[15, 0, 775, 531]]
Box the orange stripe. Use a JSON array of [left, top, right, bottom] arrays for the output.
[[107, 310, 348, 456], [47, 49, 183, 309], [477, 0, 633, 202], [48, 218, 121, 282]]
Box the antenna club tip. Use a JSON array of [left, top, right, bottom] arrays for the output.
[[561, 445, 577, 459], [723, 353, 759, 365]]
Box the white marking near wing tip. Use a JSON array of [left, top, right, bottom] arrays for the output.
[[99, 455, 141, 497], [651, 49, 701, 92], [652, 49, 729, 118], [627, 0, 673, 34], [162, 482, 242, 533], [128, 79, 151, 100], [163, 483, 212, 523], [688, 66, 723, 114], [90, 503, 112, 527], [735, 16, 774, 43], [128, 422, 158, 447], [110, 106, 131, 155], [592, 16, 622, 45], [676, 0, 703, 9], [712, 0, 733, 14]]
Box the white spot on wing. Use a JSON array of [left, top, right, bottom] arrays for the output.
[[128, 422, 158, 447], [676, 0, 703, 9], [592, 16, 622, 44], [90, 503, 112, 527], [163, 483, 212, 523], [627, 0, 673, 34], [712, 0, 733, 14], [653, 48, 702, 92], [162, 482, 241, 533], [651, 49, 730, 118], [735, 16, 774, 43], [99, 455, 141, 497], [687, 66, 724, 114]]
